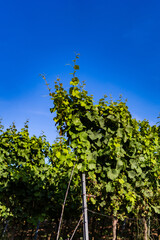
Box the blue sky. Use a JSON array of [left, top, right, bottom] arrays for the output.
[[0, 0, 160, 142]]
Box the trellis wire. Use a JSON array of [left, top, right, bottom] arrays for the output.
[[56, 162, 76, 240], [34, 220, 40, 240], [2, 220, 9, 238], [1, 216, 160, 239], [88, 209, 160, 239], [88, 209, 157, 221], [70, 214, 83, 240]]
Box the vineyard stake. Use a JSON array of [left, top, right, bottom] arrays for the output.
[[82, 173, 89, 240]]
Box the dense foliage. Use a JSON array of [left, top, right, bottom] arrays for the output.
[[0, 55, 160, 239], [48, 55, 160, 222], [0, 121, 82, 238]]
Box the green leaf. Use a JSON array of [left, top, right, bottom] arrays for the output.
[[88, 163, 96, 170], [90, 197, 96, 205], [96, 139, 102, 147], [123, 133, 128, 143], [97, 116, 105, 128], [87, 130, 102, 141], [116, 159, 124, 169], [128, 170, 136, 179], [107, 115, 116, 121], [77, 163, 82, 170], [79, 132, 88, 141], [135, 181, 145, 187], [72, 117, 82, 126], [106, 182, 114, 192], [107, 169, 119, 180], [86, 112, 95, 122], [151, 205, 160, 214], [56, 151, 61, 158], [130, 159, 138, 169], [126, 125, 132, 134], [143, 189, 153, 198], [86, 152, 96, 161], [117, 128, 123, 138], [136, 167, 142, 175], [74, 65, 79, 70], [126, 205, 133, 213], [70, 77, 79, 85], [72, 89, 80, 98]]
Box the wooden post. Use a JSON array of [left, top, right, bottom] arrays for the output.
[[82, 173, 89, 240], [143, 218, 148, 240], [112, 217, 118, 240], [148, 217, 150, 240]]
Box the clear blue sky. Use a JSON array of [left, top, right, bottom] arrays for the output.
[[0, 0, 160, 142]]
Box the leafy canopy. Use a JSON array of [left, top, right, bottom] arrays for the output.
[[47, 54, 160, 219]]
